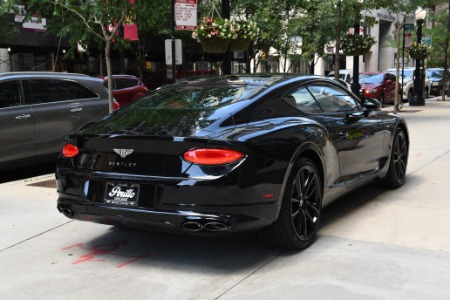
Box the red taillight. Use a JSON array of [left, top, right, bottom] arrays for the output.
[[183, 148, 244, 165], [62, 143, 79, 158], [113, 100, 120, 111]]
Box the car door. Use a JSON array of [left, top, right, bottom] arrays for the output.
[[0, 80, 35, 164], [22, 78, 104, 157], [306, 82, 386, 188], [385, 73, 396, 101]]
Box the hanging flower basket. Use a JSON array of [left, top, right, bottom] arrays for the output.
[[199, 37, 231, 54], [341, 34, 376, 56], [229, 38, 252, 52], [408, 42, 431, 60], [194, 16, 233, 54], [229, 20, 258, 52]]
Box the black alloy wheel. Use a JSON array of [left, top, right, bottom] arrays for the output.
[[381, 128, 408, 188], [259, 158, 322, 250]]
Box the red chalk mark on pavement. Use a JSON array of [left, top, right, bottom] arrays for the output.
[[62, 240, 150, 268]]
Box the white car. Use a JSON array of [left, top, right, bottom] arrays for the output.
[[385, 68, 430, 101]]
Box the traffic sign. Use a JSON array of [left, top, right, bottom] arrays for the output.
[[175, 0, 197, 31]]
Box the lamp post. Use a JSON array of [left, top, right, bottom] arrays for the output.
[[350, 22, 361, 98], [351, 0, 364, 99], [410, 8, 427, 106]]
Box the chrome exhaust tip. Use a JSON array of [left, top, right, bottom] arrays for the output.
[[58, 205, 74, 218], [204, 222, 230, 232], [181, 221, 203, 232]]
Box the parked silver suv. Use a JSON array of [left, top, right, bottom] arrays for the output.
[[385, 68, 430, 101], [0, 72, 116, 170]]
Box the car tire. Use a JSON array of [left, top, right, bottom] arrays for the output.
[[259, 158, 322, 250], [407, 89, 413, 101], [380, 128, 408, 189]]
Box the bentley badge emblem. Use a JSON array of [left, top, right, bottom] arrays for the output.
[[113, 148, 134, 158]]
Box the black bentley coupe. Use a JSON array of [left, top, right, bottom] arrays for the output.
[[56, 74, 409, 250]]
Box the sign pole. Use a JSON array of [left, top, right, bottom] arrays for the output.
[[171, 0, 176, 83]]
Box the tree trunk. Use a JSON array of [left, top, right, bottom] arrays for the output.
[[105, 40, 114, 113]]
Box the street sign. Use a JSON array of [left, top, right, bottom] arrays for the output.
[[404, 23, 415, 33], [422, 35, 432, 46], [405, 33, 413, 48], [165, 39, 183, 65], [175, 0, 197, 31]]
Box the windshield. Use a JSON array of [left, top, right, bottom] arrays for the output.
[[387, 69, 413, 80], [359, 73, 384, 84], [427, 70, 443, 78]]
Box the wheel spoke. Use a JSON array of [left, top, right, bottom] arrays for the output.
[[290, 164, 322, 241]]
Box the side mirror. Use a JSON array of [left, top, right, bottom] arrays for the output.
[[361, 97, 381, 111]]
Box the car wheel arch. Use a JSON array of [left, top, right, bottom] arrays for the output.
[[275, 143, 325, 217]]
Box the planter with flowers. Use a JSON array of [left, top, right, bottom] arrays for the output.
[[408, 42, 431, 60], [193, 16, 233, 54], [341, 34, 376, 56], [229, 20, 258, 52]]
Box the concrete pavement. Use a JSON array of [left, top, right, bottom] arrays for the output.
[[1, 96, 450, 299]]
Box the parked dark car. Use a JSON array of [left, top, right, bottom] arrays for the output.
[[102, 74, 148, 107], [359, 72, 397, 106], [427, 68, 450, 96], [56, 74, 409, 250], [0, 72, 118, 170]]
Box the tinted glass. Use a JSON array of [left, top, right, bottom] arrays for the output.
[[84, 84, 262, 135], [115, 78, 138, 89], [285, 87, 322, 113], [24, 79, 98, 104], [307, 83, 360, 113], [359, 73, 384, 84], [0, 81, 21, 109]]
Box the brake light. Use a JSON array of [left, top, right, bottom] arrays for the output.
[[62, 143, 79, 158], [113, 100, 120, 111], [183, 148, 244, 165]]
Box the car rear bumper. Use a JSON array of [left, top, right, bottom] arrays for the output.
[[57, 196, 277, 235]]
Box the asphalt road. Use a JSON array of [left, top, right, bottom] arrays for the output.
[[1, 97, 450, 300]]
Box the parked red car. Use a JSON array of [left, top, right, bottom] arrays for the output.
[[102, 75, 149, 107], [359, 72, 398, 106]]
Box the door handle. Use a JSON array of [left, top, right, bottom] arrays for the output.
[[70, 108, 83, 112], [15, 114, 31, 120]]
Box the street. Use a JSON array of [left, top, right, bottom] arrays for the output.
[[1, 97, 450, 300]]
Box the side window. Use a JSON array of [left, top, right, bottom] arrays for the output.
[[284, 87, 322, 113], [0, 81, 21, 109], [116, 78, 138, 89], [307, 83, 360, 113], [388, 74, 396, 82], [24, 79, 98, 104]]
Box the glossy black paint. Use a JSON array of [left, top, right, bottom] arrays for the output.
[[56, 74, 409, 238]]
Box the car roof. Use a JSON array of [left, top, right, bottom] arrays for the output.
[[173, 74, 321, 88], [0, 71, 98, 81]]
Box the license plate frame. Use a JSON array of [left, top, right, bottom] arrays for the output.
[[104, 183, 139, 207]]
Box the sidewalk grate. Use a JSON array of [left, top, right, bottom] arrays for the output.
[[27, 179, 56, 188]]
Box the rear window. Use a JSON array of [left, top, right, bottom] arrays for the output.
[[134, 85, 262, 110], [83, 84, 263, 135], [115, 78, 139, 89]]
